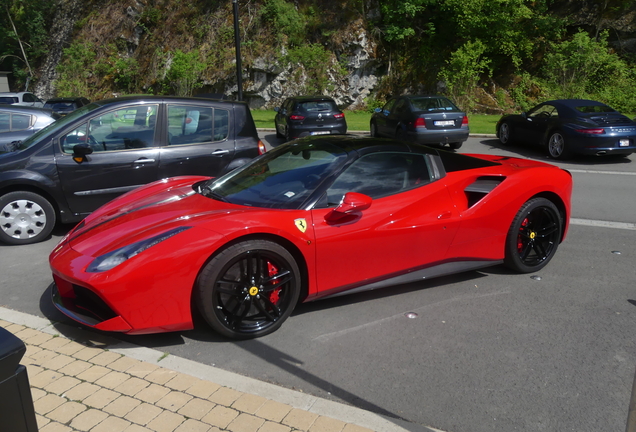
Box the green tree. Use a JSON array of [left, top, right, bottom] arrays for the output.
[[165, 50, 205, 97], [438, 40, 491, 110], [55, 41, 97, 97]]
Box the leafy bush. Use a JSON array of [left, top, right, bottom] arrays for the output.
[[282, 43, 344, 94], [262, 0, 306, 47], [165, 50, 205, 97]]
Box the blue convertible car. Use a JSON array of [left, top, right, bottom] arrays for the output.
[[496, 99, 636, 159]]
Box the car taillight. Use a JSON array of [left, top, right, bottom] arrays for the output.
[[462, 115, 469, 126], [575, 128, 605, 134], [289, 115, 305, 120], [334, 113, 345, 119], [415, 118, 426, 129], [258, 140, 266, 155]]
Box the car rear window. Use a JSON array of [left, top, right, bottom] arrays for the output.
[[298, 100, 338, 112], [575, 105, 616, 114], [0, 97, 19, 104], [411, 97, 459, 112]]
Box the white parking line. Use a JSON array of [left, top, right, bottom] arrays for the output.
[[570, 218, 636, 230], [568, 169, 636, 176]]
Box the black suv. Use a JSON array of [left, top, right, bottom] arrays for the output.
[[0, 96, 265, 245], [274, 96, 347, 141]]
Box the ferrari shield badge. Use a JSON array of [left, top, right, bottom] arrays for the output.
[[294, 218, 308, 233]]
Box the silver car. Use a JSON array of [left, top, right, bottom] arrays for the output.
[[0, 106, 59, 151]]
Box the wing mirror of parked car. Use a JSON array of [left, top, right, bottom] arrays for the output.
[[72, 143, 93, 163], [325, 192, 372, 223]]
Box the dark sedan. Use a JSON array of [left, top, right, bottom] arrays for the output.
[[0, 96, 265, 245], [274, 96, 347, 141], [0, 105, 60, 151], [496, 99, 636, 159], [370, 95, 469, 149], [44, 97, 91, 116]]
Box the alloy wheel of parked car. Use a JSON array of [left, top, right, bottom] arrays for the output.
[[370, 122, 379, 138], [0, 191, 56, 245], [499, 122, 512, 145], [547, 131, 570, 159], [504, 197, 562, 273], [196, 240, 301, 339]]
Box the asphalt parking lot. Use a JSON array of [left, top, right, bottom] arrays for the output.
[[1, 135, 635, 432]]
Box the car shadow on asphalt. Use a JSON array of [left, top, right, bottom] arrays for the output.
[[479, 138, 633, 166]]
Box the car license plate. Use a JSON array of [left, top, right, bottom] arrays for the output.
[[619, 139, 629, 147], [311, 131, 330, 135], [434, 120, 455, 127]]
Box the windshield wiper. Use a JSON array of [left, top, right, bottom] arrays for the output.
[[200, 185, 228, 202]]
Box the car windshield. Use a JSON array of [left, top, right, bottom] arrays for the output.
[[15, 102, 100, 151], [45, 102, 76, 111], [575, 104, 616, 114], [410, 97, 459, 112], [201, 140, 349, 209]]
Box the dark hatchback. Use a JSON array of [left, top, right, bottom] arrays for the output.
[[0, 96, 265, 245], [274, 96, 347, 141], [496, 99, 636, 159], [370, 95, 469, 149], [44, 97, 91, 116]]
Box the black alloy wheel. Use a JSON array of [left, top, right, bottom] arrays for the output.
[[0, 191, 56, 245], [499, 122, 513, 145], [504, 197, 562, 273], [370, 122, 379, 138], [197, 240, 301, 339]]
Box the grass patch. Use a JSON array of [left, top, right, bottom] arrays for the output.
[[251, 110, 500, 134]]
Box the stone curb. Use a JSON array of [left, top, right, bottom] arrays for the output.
[[0, 306, 437, 432]]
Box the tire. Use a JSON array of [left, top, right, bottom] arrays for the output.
[[196, 240, 301, 339], [275, 124, 283, 139], [499, 122, 513, 145], [284, 127, 292, 142], [395, 126, 406, 140], [547, 131, 571, 160], [448, 142, 463, 150], [0, 191, 56, 245], [504, 197, 562, 273], [370, 122, 379, 138]]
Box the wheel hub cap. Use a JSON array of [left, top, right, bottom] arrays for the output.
[[1, 199, 46, 239], [249, 286, 259, 296]]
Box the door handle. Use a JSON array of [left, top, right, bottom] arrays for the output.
[[211, 149, 230, 156], [134, 158, 156, 164]]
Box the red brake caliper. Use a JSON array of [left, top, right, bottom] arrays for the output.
[[267, 262, 281, 304], [518, 218, 528, 252]]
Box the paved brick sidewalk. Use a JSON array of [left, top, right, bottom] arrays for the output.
[[0, 311, 415, 432]]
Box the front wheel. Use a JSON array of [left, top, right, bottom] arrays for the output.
[[370, 122, 379, 138], [547, 131, 571, 160], [499, 122, 513, 145], [0, 191, 56, 245], [196, 240, 301, 339], [504, 198, 562, 273]]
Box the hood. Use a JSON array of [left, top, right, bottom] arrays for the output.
[[65, 176, 244, 256]]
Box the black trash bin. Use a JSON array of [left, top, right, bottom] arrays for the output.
[[0, 326, 38, 432]]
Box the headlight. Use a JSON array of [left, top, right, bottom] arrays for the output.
[[87, 227, 191, 273]]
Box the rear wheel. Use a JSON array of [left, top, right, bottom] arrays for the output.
[[504, 198, 562, 273], [0, 191, 56, 245], [499, 122, 513, 145], [196, 240, 301, 339], [275, 124, 283, 138], [448, 142, 462, 150], [547, 131, 571, 160]]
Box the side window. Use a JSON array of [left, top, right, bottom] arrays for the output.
[[394, 99, 407, 114], [61, 104, 158, 154], [168, 105, 228, 145], [23, 93, 34, 103], [325, 152, 432, 205], [0, 113, 10, 132], [12, 114, 32, 130], [382, 99, 396, 113], [528, 105, 556, 119]]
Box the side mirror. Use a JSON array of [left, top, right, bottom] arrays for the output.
[[72, 143, 93, 163], [274, 107, 280, 112], [325, 192, 372, 223], [374, 107, 382, 113]]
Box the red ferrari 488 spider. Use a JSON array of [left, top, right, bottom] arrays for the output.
[[50, 136, 572, 339]]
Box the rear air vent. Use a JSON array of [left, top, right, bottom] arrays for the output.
[[465, 176, 505, 207]]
